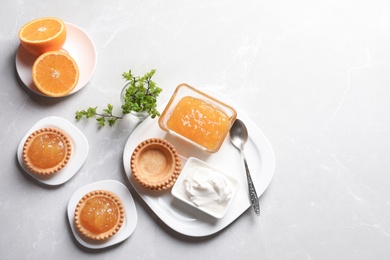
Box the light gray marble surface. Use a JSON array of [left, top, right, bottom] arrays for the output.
[[1, 0, 390, 259]]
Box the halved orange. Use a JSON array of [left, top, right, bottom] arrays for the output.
[[32, 51, 79, 97], [18, 17, 66, 56]]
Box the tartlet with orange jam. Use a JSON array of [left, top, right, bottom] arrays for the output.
[[74, 190, 125, 241], [23, 127, 72, 175]]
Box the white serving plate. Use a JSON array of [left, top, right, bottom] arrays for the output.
[[67, 180, 137, 249], [15, 22, 97, 97], [17, 116, 88, 186], [123, 89, 275, 237]]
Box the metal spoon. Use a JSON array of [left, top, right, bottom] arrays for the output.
[[229, 119, 260, 216]]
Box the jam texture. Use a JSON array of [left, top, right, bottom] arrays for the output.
[[167, 96, 230, 151]]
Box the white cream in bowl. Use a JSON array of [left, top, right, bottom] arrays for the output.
[[172, 157, 240, 219]]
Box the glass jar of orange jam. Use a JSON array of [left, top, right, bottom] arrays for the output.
[[159, 84, 237, 153], [166, 96, 230, 151]]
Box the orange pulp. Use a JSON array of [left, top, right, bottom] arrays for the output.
[[18, 17, 67, 56], [32, 51, 79, 97]]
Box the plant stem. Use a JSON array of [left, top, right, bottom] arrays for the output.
[[95, 113, 123, 120]]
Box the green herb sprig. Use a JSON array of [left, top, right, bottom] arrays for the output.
[[75, 104, 122, 127], [121, 69, 162, 118], [75, 69, 161, 127]]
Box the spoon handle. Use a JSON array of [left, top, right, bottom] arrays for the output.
[[242, 153, 260, 216]]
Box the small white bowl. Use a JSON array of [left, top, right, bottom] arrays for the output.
[[172, 157, 240, 219]]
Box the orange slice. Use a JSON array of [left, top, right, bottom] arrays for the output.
[[32, 51, 79, 97], [18, 17, 66, 56]]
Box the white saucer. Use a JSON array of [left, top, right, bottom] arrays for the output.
[[17, 116, 89, 186], [67, 180, 138, 249], [15, 22, 97, 97]]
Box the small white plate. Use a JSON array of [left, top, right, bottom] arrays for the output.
[[67, 180, 138, 249], [15, 22, 97, 97], [172, 157, 240, 219], [123, 88, 276, 237], [17, 116, 88, 186]]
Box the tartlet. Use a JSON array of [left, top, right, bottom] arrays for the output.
[[131, 138, 182, 191], [74, 190, 125, 241], [23, 127, 72, 175]]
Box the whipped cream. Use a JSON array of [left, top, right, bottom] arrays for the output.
[[182, 161, 235, 215]]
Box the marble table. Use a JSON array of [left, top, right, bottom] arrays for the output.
[[1, 1, 390, 259]]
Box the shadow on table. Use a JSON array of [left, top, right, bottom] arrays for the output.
[[15, 153, 63, 190]]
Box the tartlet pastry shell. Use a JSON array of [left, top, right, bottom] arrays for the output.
[[131, 138, 182, 191], [74, 190, 125, 241], [22, 127, 72, 175]]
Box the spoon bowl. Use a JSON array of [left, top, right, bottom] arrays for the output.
[[230, 119, 249, 151], [229, 119, 260, 216]]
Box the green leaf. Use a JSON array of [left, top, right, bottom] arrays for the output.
[[107, 103, 113, 113], [75, 111, 83, 120], [96, 117, 105, 126], [108, 118, 117, 126], [86, 107, 97, 118]]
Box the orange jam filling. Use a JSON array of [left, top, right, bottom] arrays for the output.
[[80, 196, 119, 234], [167, 96, 230, 151], [27, 133, 67, 169]]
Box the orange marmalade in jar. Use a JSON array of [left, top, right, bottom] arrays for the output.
[[167, 96, 230, 151]]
